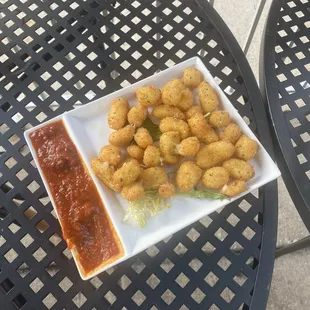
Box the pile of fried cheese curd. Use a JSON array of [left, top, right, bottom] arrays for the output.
[[91, 67, 258, 202]]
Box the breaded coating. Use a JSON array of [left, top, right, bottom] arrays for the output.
[[196, 141, 235, 169], [176, 161, 202, 192], [127, 145, 144, 161], [152, 105, 185, 120], [134, 127, 153, 149], [209, 111, 230, 128], [188, 113, 218, 144], [159, 131, 180, 164], [198, 81, 220, 113], [219, 123, 242, 144], [182, 67, 202, 88], [91, 157, 114, 182], [159, 117, 190, 139], [127, 105, 148, 127], [116, 156, 139, 169], [91, 158, 121, 192], [166, 79, 186, 90], [185, 106, 203, 119], [97, 73, 259, 203], [141, 167, 169, 190], [222, 158, 255, 181], [162, 79, 186, 106], [113, 159, 142, 187], [136, 86, 161, 106], [202, 167, 229, 189], [121, 182, 144, 201], [163, 153, 179, 165], [143, 145, 161, 167], [235, 135, 258, 160], [221, 180, 247, 197], [99, 145, 121, 166], [158, 183, 176, 198], [178, 88, 194, 111], [109, 125, 135, 146], [108, 97, 129, 130], [177, 137, 200, 157]]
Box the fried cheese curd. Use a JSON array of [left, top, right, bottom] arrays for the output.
[[92, 68, 259, 201]]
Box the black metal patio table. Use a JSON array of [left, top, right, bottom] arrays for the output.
[[0, 1, 277, 309], [261, 0, 310, 234]]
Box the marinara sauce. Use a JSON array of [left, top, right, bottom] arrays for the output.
[[30, 120, 123, 275]]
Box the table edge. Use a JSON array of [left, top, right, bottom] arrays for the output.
[[259, 0, 310, 233], [197, 1, 279, 309]]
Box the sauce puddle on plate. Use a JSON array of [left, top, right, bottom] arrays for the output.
[[30, 120, 124, 276]]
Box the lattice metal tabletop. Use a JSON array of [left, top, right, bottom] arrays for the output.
[[261, 0, 310, 230], [0, 1, 277, 309]]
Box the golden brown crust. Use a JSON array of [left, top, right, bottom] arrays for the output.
[[176, 161, 202, 192], [108, 98, 129, 130], [182, 67, 202, 88], [209, 111, 230, 128], [188, 113, 218, 144], [143, 145, 161, 167], [202, 167, 229, 189], [109, 125, 135, 146], [221, 180, 247, 197], [136, 86, 161, 106], [141, 167, 169, 190], [219, 123, 242, 144], [196, 141, 235, 169], [222, 158, 255, 181], [152, 105, 185, 120], [127, 145, 144, 161], [127, 105, 148, 127], [198, 81, 220, 113], [99, 145, 121, 166], [177, 137, 200, 157], [158, 183, 176, 198], [121, 182, 144, 201], [159, 117, 190, 140], [235, 135, 258, 160], [134, 127, 153, 149]]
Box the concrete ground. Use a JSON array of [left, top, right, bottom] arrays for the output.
[[213, 0, 309, 309]]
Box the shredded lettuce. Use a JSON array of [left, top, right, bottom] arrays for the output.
[[123, 189, 229, 228], [177, 189, 229, 200], [123, 190, 171, 227]]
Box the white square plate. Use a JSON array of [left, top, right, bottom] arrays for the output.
[[25, 56, 280, 280]]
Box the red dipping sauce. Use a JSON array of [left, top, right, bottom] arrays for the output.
[[30, 120, 123, 276]]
